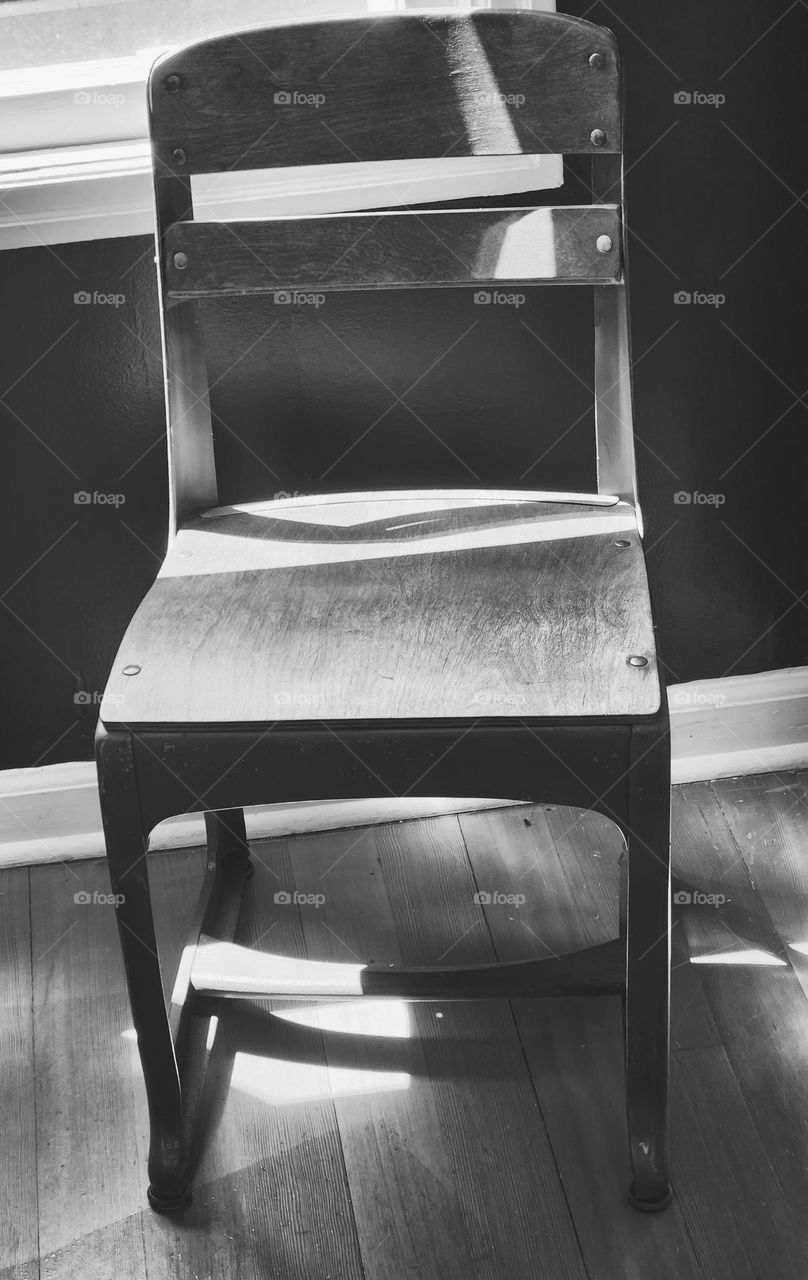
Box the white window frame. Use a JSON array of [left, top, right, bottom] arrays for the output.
[[0, 3, 561, 251]]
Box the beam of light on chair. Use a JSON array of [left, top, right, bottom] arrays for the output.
[[690, 949, 787, 967], [190, 937, 367, 998]]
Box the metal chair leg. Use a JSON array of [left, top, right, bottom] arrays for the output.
[[623, 718, 672, 1211], [96, 729, 190, 1213]]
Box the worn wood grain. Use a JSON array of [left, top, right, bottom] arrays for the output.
[[149, 14, 620, 175], [671, 1046, 808, 1278], [284, 816, 588, 1280], [164, 206, 622, 298], [712, 772, 808, 997], [30, 861, 149, 1280], [143, 842, 365, 1280], [100, 493, 659, 727], [28, 849, 364, 1280], [671, 784, 808, 1224], [0, 868, 38, 1280], [458, 804, 702, 1279], [15, 776, 808, 1276], [465, 800, 808, 1275], [671, 783, 788, 965]]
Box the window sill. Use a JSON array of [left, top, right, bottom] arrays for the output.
[[0, 141, 563, 251], [0, 12, 563, 253]]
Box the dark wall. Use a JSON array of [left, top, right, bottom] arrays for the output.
[[1, 0, 804, 769]]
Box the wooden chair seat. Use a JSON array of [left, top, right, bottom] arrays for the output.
[[102, 490, 660, 729]]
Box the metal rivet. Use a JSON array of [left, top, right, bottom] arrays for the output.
[[170, 147, 187, 166], [596, 234, 613, 254], [627, 655, 649, 668], [589, 52, 604, 70], [614, 538, 631, 547], [173, 251, 188, 270], [122, 664, 141, 676], [590, 128, 607, 147], [165, 74, 181, 93]]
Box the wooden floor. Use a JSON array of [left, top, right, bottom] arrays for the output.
[[3, 773, 808, 1279]]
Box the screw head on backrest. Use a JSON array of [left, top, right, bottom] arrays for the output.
[[588, 52, 604, 70], [165, 74, 181, 93], [590, 128, 607, 147], [170, 147, 187, 166]]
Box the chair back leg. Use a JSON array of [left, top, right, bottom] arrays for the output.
[[623, 717, 672, 1210]]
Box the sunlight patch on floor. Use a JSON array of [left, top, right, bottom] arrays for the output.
[[230, 1052, 411, 1106], [272, 998, 411, 1038], [123, 1000, 414, 1103]]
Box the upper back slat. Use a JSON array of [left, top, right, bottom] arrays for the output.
[[149, 13, 620, 176]]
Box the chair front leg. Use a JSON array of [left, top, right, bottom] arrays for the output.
[[96, 729, 190, 1213], [623, 716, 672, 1211]]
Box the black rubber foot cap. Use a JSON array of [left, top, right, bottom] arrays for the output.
[[147, 1183, 191, 1215], [627, 1182, 673, 1213]]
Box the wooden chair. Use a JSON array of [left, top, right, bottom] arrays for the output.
[[96, 12, 672, 1215]]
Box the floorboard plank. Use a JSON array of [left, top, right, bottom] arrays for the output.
[[671, 784, 808, 1229], [671, 1045, 808, 1278], [16, 774, 808, 1277], [459, 805, 703, 1279], [142, 842, 366, 1280], [30, 860, 148, 1280], [0, 868, 38, 1280], [287, 816, 588, 1280], [712, 773, 808, 997]]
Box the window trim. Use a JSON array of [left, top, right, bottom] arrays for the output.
[[0, 17, 562, 251]]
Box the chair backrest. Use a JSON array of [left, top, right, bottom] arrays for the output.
[[147, 12, 637, 531]]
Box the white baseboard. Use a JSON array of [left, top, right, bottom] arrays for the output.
[[668, 666, 808, 784], [2, 668, 806, 868], [0, 777, 518, 870]]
